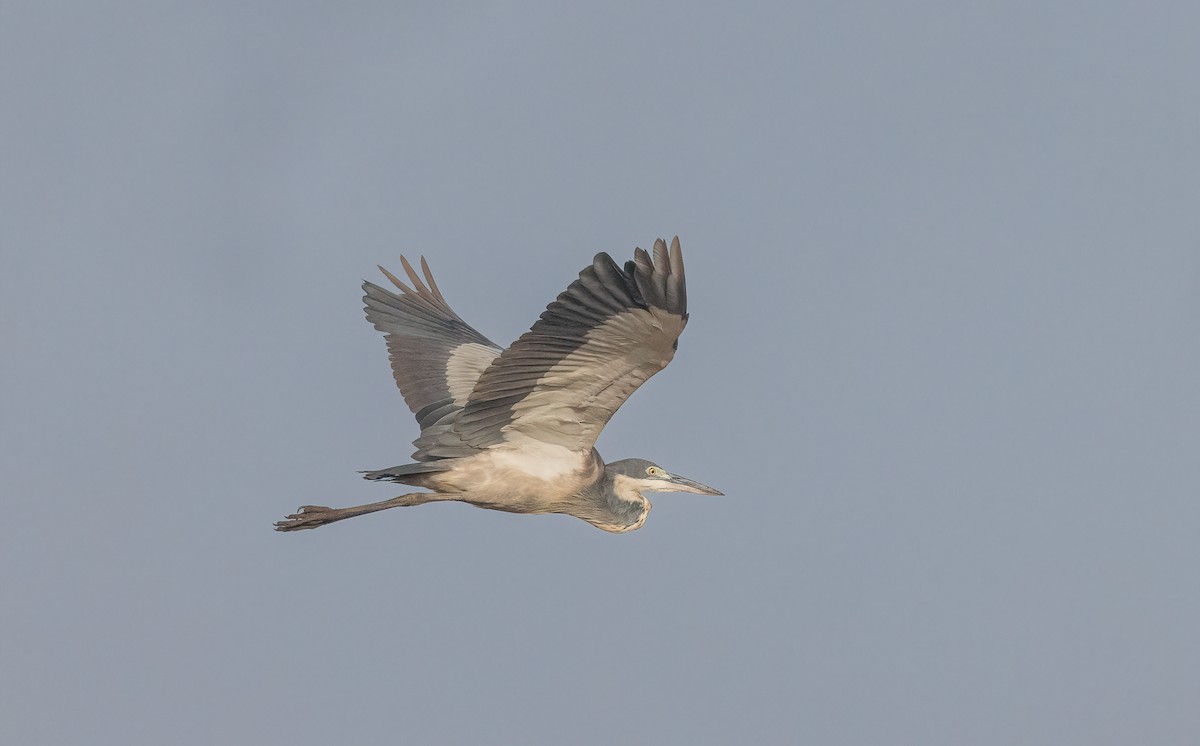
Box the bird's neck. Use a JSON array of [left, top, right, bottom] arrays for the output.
[[576, 469, 650, 533]]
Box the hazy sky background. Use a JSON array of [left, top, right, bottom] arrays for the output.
[[3, 2, 1198, 744]]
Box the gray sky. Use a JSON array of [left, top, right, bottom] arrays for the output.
[[3, 2, 1198, 744]]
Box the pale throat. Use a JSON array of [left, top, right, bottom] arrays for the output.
[[611, 474, 657, 503]]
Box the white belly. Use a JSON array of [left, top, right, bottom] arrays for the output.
[[427, 442, 602, 508]]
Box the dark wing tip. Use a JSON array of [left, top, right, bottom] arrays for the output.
[[633, 247, 653, 275], [591, 251, 626, 280], [377, 263, 413, 293], [399, 255, 435, 301], [669, 236, 684, 280], [652, 238, 670, 274], [374, 255, 463, 319], [629, 236, 686, 316], [419, 256, 446, 302]]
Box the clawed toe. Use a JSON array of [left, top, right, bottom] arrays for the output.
[[274, 505, 337, 532]]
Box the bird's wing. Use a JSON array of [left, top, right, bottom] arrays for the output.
[[363, 256, 502, 459], [453, 237, 689, 454]]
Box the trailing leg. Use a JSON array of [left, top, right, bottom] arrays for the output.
[[274, 493, 454, 532]]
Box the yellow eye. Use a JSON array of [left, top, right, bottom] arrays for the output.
[[647, 466, 665, 477]]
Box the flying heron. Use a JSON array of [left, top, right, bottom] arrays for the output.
[[275, 236, 721, 534]]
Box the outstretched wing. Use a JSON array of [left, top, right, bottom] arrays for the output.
[[363, 256, 502, 459], [453, 237, 689, 454]]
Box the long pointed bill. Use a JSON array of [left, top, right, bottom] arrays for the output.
[[666, 472, 724, 496]]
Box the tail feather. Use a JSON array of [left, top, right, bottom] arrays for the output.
[[360, 461, 453, 485]]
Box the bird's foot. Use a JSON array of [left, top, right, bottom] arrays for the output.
[[274, 505, 341, 532]]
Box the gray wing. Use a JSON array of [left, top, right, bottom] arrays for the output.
[[453, 237, 689, 453], [363, 256, 502, 460]]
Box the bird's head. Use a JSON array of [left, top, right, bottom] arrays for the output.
[[604, 458, 724, 498], [579, 459, 723, 534]]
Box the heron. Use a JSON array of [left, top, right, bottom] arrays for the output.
[[275, 236, 721, 534]]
